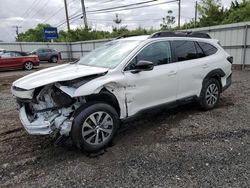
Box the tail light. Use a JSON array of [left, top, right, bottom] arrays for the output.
[[227, 56, 233, 64]]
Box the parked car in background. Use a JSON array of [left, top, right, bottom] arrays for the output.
[[0, 49, 5, 55], [0, 51, 39, 71], [30, 48, 61, 63]]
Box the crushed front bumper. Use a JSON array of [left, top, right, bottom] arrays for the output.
[[19, 106, 56, 135]]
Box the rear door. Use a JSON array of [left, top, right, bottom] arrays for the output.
[[37, 49, 51, 61], [171, 40, 207, 99], [43, 49, 52, 61]]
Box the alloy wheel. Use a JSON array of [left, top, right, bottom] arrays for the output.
[[205, 83, 219, 106], [52, 57, 58, 63], [25, 62, 33, 70], [82, 111, 114, 145]]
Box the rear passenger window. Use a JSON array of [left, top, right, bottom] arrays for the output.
[[195, 42, 206, 58], [197, 42, 217, 56], [172, 41, 198, 62]]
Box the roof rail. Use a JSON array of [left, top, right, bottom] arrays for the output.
[[116, 34, 143, 39], [150, 31, 211, 39]]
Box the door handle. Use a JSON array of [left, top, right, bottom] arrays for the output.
[[168, 70, 177, 76], [202, 64, 209, 69]]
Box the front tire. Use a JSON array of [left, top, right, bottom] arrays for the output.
[[71, 102, 119, 153], [24, 61, 33, 70], [199, 78, 221, 110]]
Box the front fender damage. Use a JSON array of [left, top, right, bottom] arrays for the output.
[[15, 74, 126, 137], [17, 85, 84, 136]]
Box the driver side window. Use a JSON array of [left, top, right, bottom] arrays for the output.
[[125, 41, 172, 71]]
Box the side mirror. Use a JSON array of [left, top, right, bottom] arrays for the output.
[[131, 60, 154, 74]]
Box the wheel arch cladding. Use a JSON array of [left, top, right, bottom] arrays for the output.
[[202, 68, 225, 91]]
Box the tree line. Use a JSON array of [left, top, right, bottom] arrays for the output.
[[17, 0, 250, 42]]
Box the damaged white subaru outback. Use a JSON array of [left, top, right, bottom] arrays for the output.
[[11, 32, 232, 152]]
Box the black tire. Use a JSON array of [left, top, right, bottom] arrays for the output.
[[50, 56, 58, 63], [24, 61, 33, 70], [199, 78, 221, 110], [71, 102, 119, 153]]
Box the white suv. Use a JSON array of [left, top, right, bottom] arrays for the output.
[[11, 32, 232, 152]]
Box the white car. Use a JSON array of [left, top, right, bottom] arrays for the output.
[[11, 32, 232, 152], [0, 49, 5, 55]]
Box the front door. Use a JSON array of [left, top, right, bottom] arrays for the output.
[[0, 52, 18, 69], [123, 41, 178, 116]]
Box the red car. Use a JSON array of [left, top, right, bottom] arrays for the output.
[[0, 51, 39, 71]]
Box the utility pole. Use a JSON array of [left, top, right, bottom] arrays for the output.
[[195, 1, 198, 27], [63, 0, 70, 31], [80, 0, 88, 29], [12, 25, 22, 40], [178, 0, 181, 28], [12, 26, 21, 36]]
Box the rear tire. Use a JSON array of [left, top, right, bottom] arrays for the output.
[[24, 61, 33, 70], [199, 78, 221, 110], [71, 102, 119, 153], [50, 56, 58, 63]]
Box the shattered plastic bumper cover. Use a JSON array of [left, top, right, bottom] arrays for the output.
[[19, 106, 53, 135]]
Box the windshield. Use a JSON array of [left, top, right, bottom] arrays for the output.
[[78, 40, 141, 68]]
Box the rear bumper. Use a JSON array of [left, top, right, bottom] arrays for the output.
[[222, 73, 232, 92]]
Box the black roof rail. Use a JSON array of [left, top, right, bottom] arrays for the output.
[[116, 34, 143, 39], [150, 31, 211, 39]]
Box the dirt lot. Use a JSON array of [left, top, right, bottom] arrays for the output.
[[0, 67, 250, 187]]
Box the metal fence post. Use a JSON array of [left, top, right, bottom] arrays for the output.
[[81, 42, 83, 56], [69, 42, 73, 61], [242, 24, 248, 70], [19, 42, 23, 52]]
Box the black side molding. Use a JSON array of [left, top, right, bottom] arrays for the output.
[[202, 69, 226, 92]]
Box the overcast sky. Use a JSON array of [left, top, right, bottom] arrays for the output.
[[0, 0, 234, 42]]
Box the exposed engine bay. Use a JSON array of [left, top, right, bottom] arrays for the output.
[[17, 85, 85, 136]]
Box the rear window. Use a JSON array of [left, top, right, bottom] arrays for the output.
[[172, 41, 198, 61], [197, 42, 218, 56]]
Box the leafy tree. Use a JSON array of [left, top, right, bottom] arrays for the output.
[[113, 13, 122, 25], [112, 13, 122, 31], [58, 27, 112, 42], [197, 0, 225, 27], [223, 0, 250, 24], [17, 24, 52, 42], [160, 10, 176, 30], [181, 19, 196, 30]]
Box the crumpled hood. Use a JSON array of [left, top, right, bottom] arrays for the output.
[[13, 63, 109, 90]]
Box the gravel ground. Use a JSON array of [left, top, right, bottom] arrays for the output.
[[0, 68, 250, 187]]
